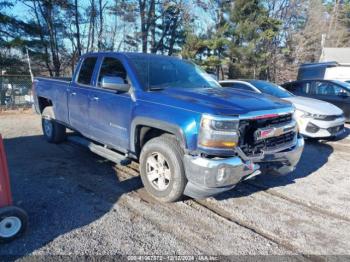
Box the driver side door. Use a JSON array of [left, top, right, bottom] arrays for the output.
[[88, 56, 133, 151]]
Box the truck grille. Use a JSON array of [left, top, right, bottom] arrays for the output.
[[253, 113, 292, 127], [238, 113, 296, 157]]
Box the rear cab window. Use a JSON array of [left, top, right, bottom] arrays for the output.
[[77, 56, 98, 85]]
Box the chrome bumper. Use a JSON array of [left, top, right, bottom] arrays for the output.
[[183, 136, 304, 198], [183, 155, 260, 198]]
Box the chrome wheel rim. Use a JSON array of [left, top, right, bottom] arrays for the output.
[[146, 152, 171, 191], [43, 119, 53, 137], [0, 216, 22, 238]]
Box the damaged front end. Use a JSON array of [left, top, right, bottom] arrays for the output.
[[183, 109, 304, 199], [236, 112, 304, 175]]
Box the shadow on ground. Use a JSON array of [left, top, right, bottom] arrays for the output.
[[330, 126, 350, 141], [0, 135, 142, 256]]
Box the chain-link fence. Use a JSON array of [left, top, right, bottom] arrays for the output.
[[0, 75, 33, 109]]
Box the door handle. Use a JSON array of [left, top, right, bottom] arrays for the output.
[[92, 96, 99, 101], [71, 92, 77, 96]]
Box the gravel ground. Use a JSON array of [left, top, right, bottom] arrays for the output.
[[0, 111, 350, 257]]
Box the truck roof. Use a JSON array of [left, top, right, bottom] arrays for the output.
[[80, 51, 182, 60]]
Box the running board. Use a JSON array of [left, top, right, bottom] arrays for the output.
[[67, 136, 131, 165]]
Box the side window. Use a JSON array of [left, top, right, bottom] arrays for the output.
[[290, 82, 313, 95], [98, 57, 128, 86], [334, 87, 350, 96], [77, 57, 97, 85], [314, 81, 340, 96], [302, 82, 312, 94]]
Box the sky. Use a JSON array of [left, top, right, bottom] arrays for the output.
[[6, 0, 215, 51]]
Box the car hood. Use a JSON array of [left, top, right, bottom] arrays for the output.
[[283, 96, 343, 115], [141, 87, 293, 115]]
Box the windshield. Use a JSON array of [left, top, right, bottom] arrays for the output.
[[249, 80, 294, 98], [127, 54, 221, 90]]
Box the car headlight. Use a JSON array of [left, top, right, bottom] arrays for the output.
[[297, 110, 328, 120], [198, 115, 239, 150]]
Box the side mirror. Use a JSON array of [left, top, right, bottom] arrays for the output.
[[101, 76, 130, 92]]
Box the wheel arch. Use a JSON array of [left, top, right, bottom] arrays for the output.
[[130, 117, 187, 157], [37, 96, 53, 114]]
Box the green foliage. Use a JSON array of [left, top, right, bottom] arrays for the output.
[[227, 0, 281, 79], [181, 32, 206, 59], [0, 0, 346, 81], [181, 0, 282, 79]]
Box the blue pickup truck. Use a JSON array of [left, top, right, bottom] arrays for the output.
[[33, 52, 304, 202]]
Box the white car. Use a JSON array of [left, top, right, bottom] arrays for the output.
[[220, 80, 345, 138]]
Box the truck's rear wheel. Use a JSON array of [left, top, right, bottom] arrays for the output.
[[41, 106, 66, 143], [139, 135, 187, 202]]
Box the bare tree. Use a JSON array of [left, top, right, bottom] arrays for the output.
[[74, 0, 82, 56]]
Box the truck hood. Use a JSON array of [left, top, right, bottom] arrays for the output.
[[283, 96, 343, 115], [142, 87, 293, 115]]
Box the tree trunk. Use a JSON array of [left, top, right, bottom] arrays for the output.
[[149, 1, 156, 53], [139, 0, 147, 52], [33, 0, 53, 76], [87, 0, 96, 52], [74, 0, 82, 56], [38, 0, 61, 76], [97, 0, 103, 50]]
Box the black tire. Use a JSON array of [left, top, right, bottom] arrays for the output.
[[0, 206, 28, 243], [139, 134, 187, 202], [41, 106, 66, 143]]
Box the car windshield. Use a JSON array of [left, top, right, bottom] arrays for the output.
[[127, 54, 221, 90], [249, 80, 294, 98]]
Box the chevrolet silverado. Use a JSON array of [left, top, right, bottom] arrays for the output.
[[33, 52, 304, 202]]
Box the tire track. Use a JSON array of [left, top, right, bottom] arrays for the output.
[[243, 181, 350, 223], [76, 163, 292, 255], [115, 160, 350, 224], [113, 165, 303, 255], [192, 199, 302, 255]]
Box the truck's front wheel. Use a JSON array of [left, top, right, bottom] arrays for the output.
[[41, 107, 66, 143], [139, 135, 187, 202]]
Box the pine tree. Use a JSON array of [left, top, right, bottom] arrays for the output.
[[228, 0, 281, 79]]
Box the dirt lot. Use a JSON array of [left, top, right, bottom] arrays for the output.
[[1, 112, 350, 257]]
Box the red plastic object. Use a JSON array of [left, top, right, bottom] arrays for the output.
[[0, 134, 12, 208]]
